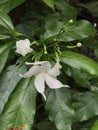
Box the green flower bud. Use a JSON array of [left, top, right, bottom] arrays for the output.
[[69, 19, 74, 24], [53, 38, 57, 42]]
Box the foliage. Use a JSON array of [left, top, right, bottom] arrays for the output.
[[0, 0, 98, 130]]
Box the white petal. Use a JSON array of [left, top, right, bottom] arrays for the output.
[[24, 39, 31, 46], [16, 48, 32, 57], [45, 74, 69, 89], [26, 61, 51, 72], [48, 62, 60, 77], [22, 66, 41, 78], [34, 73, 46, 100], [41, 61, 51, 71], [25, 61, 47, 65], [16, 39, 31, 47], [15, 39, 33, 56]]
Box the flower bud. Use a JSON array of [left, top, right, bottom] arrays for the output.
[[69, 19, 74, 24], [76, 42, 82, 47]]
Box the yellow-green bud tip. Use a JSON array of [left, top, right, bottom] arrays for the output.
[[44, 50, 48, 54], [53, 38, 57, 42], [76, 42, 82, 47], [69, 19, 74, 24], [32, 41, 37, 44], [36, 42, 39, 45], [59, 64, 62, 69]]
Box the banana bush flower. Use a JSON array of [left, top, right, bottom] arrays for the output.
[[20, 61, 69, 100], [15, 39, 33, 56]]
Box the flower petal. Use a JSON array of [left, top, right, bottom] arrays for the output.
[[21, 66, 41, 78], [41, 61, 51, 71], [15, 39, 33, 56], [34, 73, 46, 100], [25, 61, 47, 65], [26, 61, 51, 72], [48, 62, 60, 77], [45, 74, 69, 89]]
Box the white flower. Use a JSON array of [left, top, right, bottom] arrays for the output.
[[20, 61, 69, 100], [15, 39, 33, 56]]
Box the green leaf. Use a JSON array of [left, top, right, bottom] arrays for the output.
[[16, 20, 40, 38], [84, 2, 98, 17], [62, 64, 90, 88], [45, 88, 74, 130], [42, 0, 54, 9], [73, 91, 98, 121], [44, 20, 95, 43], [72, 117, 96, 130], [0, 25, 12, 38], [0, 9, 15, 32], [0, 34, 10, 40], [90, 78, 98, 91], [0, 63, 26, 113], [36, 121, 57, 130], [0, 78, 37, 130], [60, 51, 98, 77], [91, 120, 98, 130], [82, 37, 98, 60], [0, 42, 11, 73], [58, 20, 96, 42], [83, 37, 98, 49], [55, 0, 77, 20], [0, 0, 26, 13], [43, 15, 63, 42]]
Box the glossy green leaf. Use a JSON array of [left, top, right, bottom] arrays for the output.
[[60, 51, 98, 77], [73, 91, 98, 121], [0, 0, 26, 13], [0, 78, 37, 130], [0, 63, 26, 113], [82, 37, 98, 60], [62, 64, 90, 87], [43, 15, 63, 42], [0, 43, 11, 73], [45, 88, 74, 130], [16, 20, 40, 38], [44, 20, 95, 42], [90, 78, 98, 91], [0, 34, 10, 39], [42, 0, 54, 9], [0, 25, 12, 38], [58, 20, 96, 42], [0, 9, 15, 32], [91, 120, 98, 130], [55, 0, 77, 20]]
